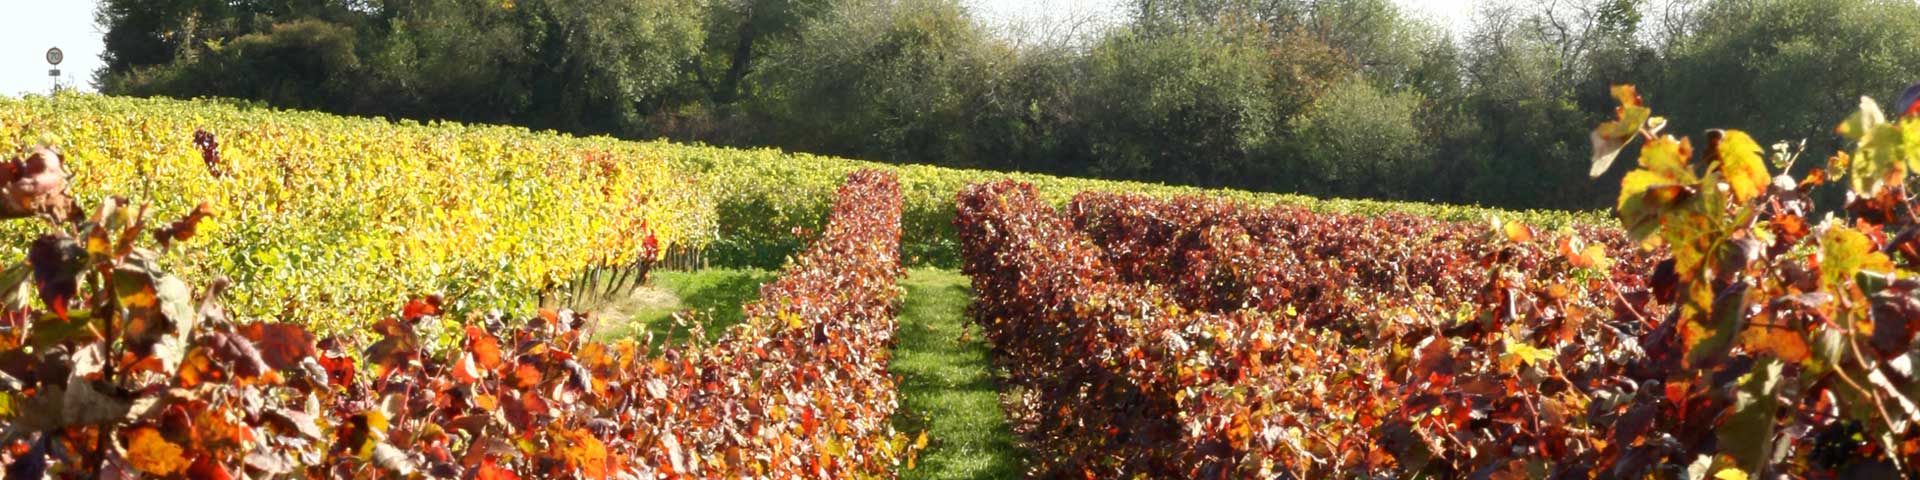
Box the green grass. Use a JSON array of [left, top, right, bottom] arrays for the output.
[[592, 268, 777, 348], [891, 268, 1023, 478], [595, 267, 1022, 477]]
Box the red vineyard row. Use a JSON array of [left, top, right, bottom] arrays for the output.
[[1064, 190, 1659, 331], [957, 179, 1906, 477]]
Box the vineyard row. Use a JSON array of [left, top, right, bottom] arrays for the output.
[[0, 167, 913, 478]]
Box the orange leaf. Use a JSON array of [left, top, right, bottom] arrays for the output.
[[559, 428, 608, 479], [178, 347, 220, 388], [125, 427, 188, 476], [512, 363, 543, 389], [453, 353, 483, 384], [1740, 319, 1812, 363], [237, 322, 317, 372], [403, 296, 440, 320], [467, 326, 504, 371], [1503, 221, 1533, 243], [476, 457, 520, 480]]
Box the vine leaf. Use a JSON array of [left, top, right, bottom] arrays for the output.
[[1711, 130, 1769, 204], [27, 234, 81, 321], [0, 147, 74, 221], [1836, 96, 1911, 195], [0, 261, 35, 311], [1617, 136, 1698, 244], [236, 322, 317, 372], [1820, 226, 1893, 291], [1737, 313, 1810, 364], [476, 457, 521, 480], [124, 426, 188, 476], [153, 203, 215, 249], [1686, 282, 1750, 369], [1718, 358, 1783, 476], [1591, 85, 1653, 178], [113, 251, 196, 374]]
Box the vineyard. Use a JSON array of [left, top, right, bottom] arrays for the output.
[[0, 84, 1916, 478]]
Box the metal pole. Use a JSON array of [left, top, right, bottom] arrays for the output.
[[46, 47, 64, 96]]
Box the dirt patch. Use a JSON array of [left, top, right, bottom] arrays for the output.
[[582, 285, 682, 333]]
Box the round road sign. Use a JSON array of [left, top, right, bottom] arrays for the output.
[[45, 48, 63, 66]]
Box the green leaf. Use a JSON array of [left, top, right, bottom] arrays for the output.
[[1686, 282, 1749, 368], [0, 262, 33, 311], [1718, 357, 1783, 475], [1852, 123, 1908, 196], [28, 309, 99, 349], [1838, 96, 1912, 195], [1502, 337, 1555, 367], [1837, 96, 1886, 142]]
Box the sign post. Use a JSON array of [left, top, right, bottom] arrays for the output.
[[45, 47, 62, 93]]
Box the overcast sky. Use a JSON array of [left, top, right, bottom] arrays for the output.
[[0, 0, 1479, 97]]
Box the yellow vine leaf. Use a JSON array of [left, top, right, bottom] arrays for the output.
[[1713, 130, 1768, 204], [1591, 85, 1653, 178], [1820, 226, 1893, 290], [1503, 337, 1554, 367], [1617, 136, 1698, 244]]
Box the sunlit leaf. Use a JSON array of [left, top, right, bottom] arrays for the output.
[[1711, 130, 1768, 204], [1820, 226, 1894, 290], [125, 426, 188, 476], [1591, 85, 1653, 177], [1617, 136, 1698, 244]]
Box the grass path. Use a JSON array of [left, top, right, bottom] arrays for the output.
[[589, 268, 777, 347], [598, 268, 1022, 477], [891, 268, 1023, 478]]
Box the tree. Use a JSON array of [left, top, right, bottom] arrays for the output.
[[511, 0, 706, 135], [1073, 26, 1279, 187], [1285, 77, 1429, 198], [693, 0, 835, 105], [1655, 0, 1920, 157], [99, 0, 705, 137], [747, 0, 994, 163]]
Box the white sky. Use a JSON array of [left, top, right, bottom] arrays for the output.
[[0, 0, 103, 96], [0, 0, 1479, 97]]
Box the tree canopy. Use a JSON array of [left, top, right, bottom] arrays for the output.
[[92, 0, 1920, 210]]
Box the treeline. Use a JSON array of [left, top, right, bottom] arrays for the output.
[[94, 0, 1920, 209]]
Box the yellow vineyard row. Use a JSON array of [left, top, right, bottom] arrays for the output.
[[0, 93, 1602, 328], [0, 94, 709, 333]]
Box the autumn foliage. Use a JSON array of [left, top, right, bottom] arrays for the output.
[[0, 159, 911, 478], [960, 181, 1649, 476], [957, 86, 1920, 478]]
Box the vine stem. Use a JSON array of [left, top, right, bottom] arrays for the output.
[[1830, 311, 1911, 478], [94, 266, 118, 475]]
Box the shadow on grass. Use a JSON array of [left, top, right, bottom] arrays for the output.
[[891, 269, 1023, 479], [595, 268, 777, 349]]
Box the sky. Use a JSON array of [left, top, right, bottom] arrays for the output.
[[0, 1, 102, 96], [0, 0, 1479, 97]]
